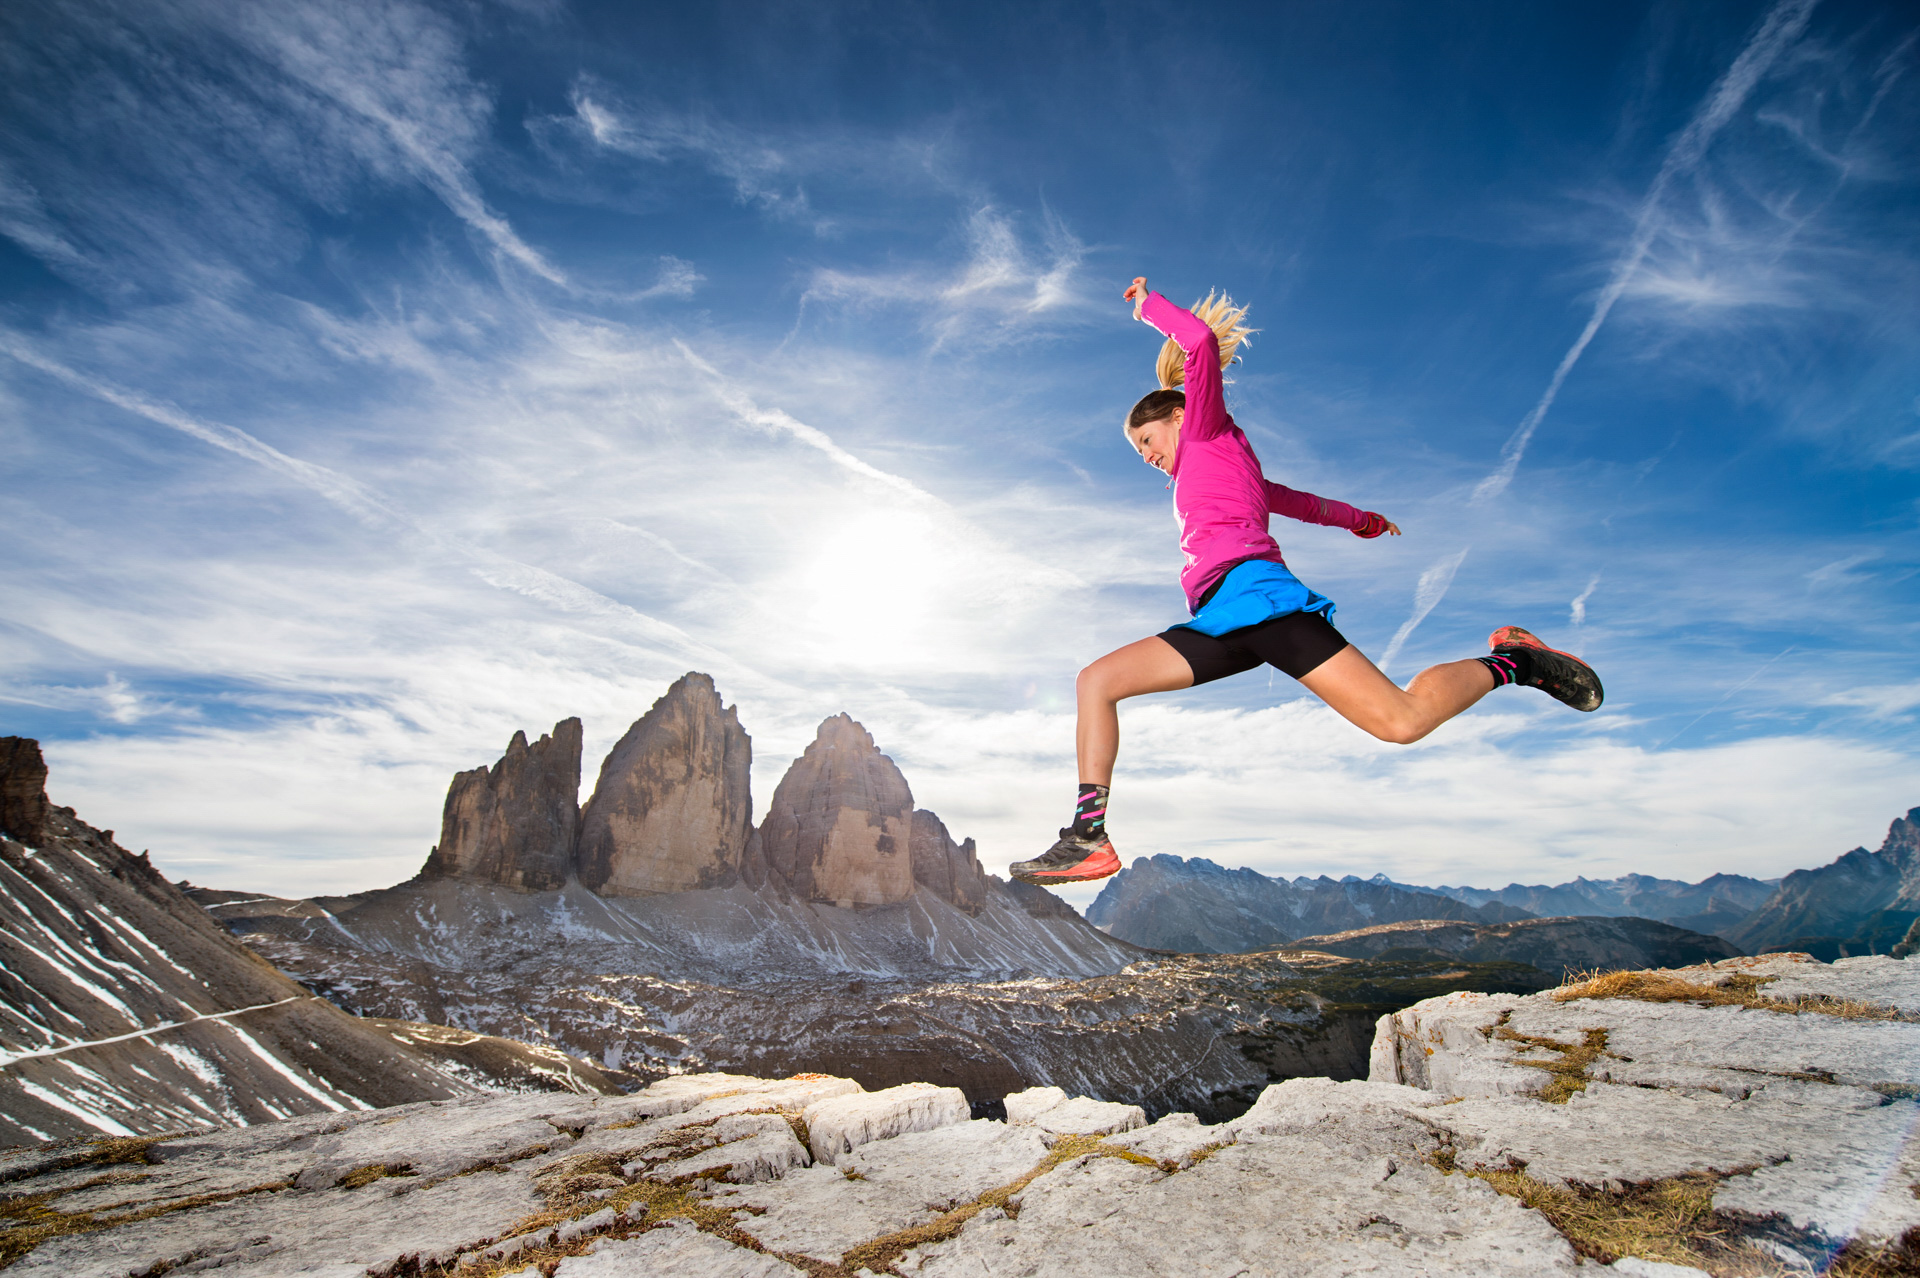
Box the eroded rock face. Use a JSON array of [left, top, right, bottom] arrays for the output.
[[576, 675, 752, 895], [759, 715, 913, 907], [421, 719, 582, 891], [0, 737, 50, 846], [910, 809, 988, 913]]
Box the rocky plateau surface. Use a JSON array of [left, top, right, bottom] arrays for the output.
[[4, 952, 1915, 1277]]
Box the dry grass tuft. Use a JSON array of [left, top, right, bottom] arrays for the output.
[[1493, 1026, 1609, 1103], [1471, 1166, 1794, 1275], [1433, 1148, 1920, 1277], [1828, 1225, 1920, 1277], [0, 1177, 293, 1270], [837, 1133, 1112, 1276], [338, 1162, 417, 1190], [1556, 970, 1919, 1023]]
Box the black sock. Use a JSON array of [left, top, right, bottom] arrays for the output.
[[1478, 650, 1532, 688], [1071, 783, 1109, 839]]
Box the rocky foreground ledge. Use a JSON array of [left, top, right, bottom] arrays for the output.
[[3, 954, 1917, 1277]]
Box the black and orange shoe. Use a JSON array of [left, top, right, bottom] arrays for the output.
[[1489, 625, 1604, 712], [1011, 829, 1121, 885]]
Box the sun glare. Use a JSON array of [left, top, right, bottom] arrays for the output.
[[797, 509, 948, 664]]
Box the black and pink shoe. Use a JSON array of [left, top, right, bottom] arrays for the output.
[[1488, 625, 1604, 712], [1011, 830, 1121, 885]]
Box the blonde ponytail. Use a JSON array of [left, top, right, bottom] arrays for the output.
[[1156, 292, 1256, 391]]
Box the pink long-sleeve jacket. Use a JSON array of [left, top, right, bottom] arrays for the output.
[[1138, 291, 1385, 611]]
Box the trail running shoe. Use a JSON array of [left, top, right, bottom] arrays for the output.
[[1489, 625, 1605, 713], [1011, 829, 1121, 885]]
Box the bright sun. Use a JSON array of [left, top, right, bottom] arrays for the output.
[[797, 509, 948, 664]]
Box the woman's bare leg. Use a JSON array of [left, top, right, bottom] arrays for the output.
[[1074, 636, 1194, 785], [1299, 645, 1496, 744]]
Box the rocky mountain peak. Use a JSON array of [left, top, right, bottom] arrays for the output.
[[576, 673, 753, 895], [910, 808, 988, 914], [0, 736, 51, 846], [420, 717, 582, 892], [759, 713, 915, 906]]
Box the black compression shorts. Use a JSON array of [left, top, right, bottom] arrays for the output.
[[1158, 611, 1351, 685]]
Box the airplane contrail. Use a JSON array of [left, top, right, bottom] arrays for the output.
[[1471, 0, 1820, 504], [1378, 548, 1470, 674]]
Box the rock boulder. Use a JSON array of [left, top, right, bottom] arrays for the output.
[[421, 719, 582, 891], [576, 674, 752, 895]]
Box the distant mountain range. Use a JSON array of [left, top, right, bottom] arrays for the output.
[[1382, 871, 1778, 937], [1087, 807, 1920, 959]]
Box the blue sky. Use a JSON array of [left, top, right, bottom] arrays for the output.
[[2, 0, 1916, 905]]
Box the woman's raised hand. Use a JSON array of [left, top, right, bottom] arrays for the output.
[[1124, 276, 1149, 318]]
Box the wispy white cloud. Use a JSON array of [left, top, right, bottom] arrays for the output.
[[801, 205, 1090, 348], [232, 1, 568, 285], [0, 333, 750, 684], [568, 85, 825, 229], [1473, 0, 1821, 503], [0, 0, 563, 294], [1819, 683, 1920, 720]]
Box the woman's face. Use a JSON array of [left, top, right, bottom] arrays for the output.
[[1129, 407, 1182, 474]]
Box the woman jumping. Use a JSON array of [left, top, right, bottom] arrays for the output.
[[1010, 278, 1603, 886]]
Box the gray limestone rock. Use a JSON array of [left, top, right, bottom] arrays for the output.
[[557, 1220, 805, 1276], [1005, 1085, 1146, 1137], [420, 718, 582, 892], [711, 1117, 1052, 1260], [907, 1084, 1578, 1277], [577, 674, 753, 896], [10, 966, 1918, 1278], [1369, 953, 1920, 1247], [803, 1081, 969, 1163], [759, 714, 915, 906]]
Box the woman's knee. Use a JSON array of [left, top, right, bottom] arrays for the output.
[[1076, 661, 1115, 702], [1366, 715, 1432, 746]]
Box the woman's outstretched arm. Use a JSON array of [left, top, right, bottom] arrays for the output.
[[1265, 480, 1401, 537]]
